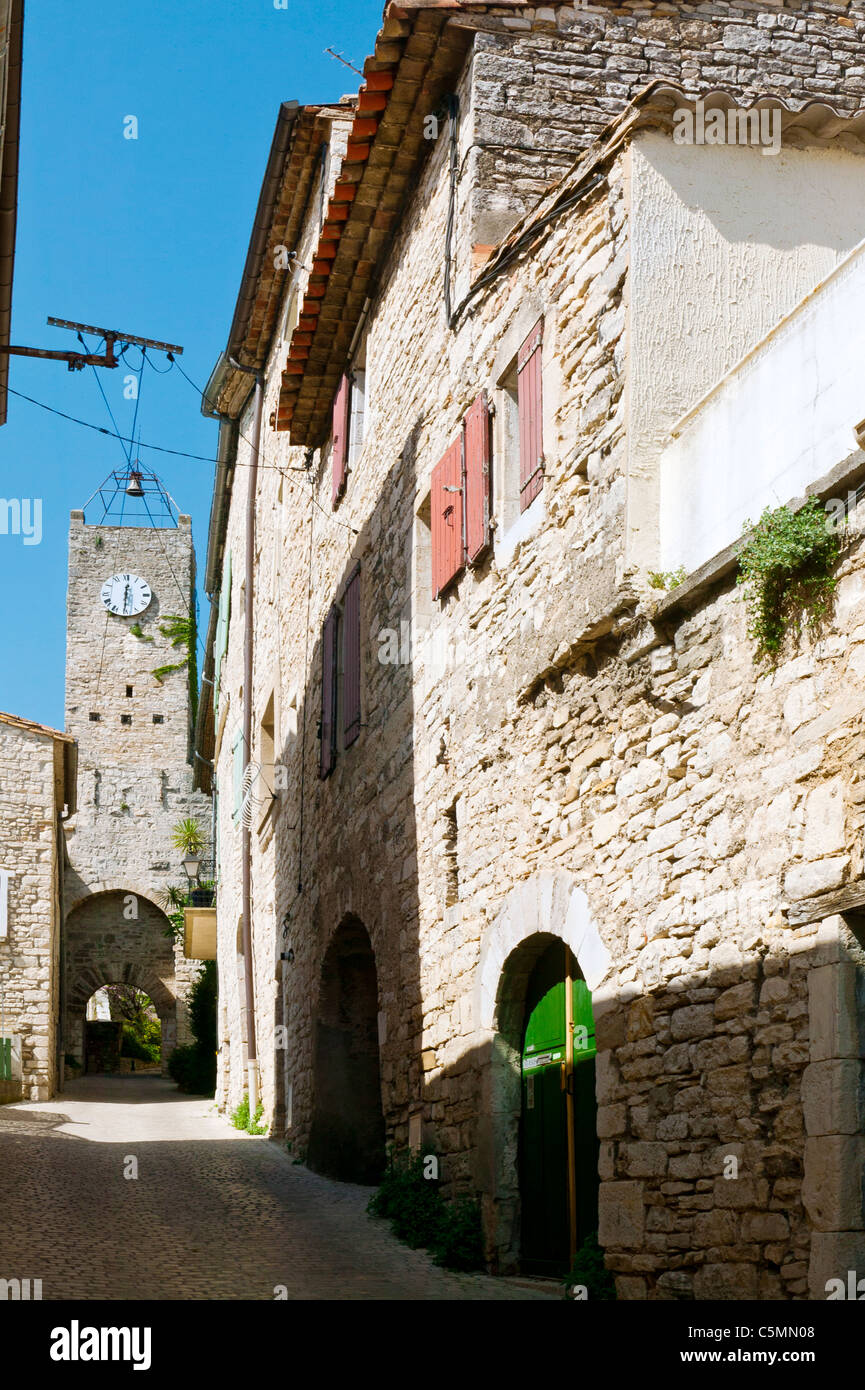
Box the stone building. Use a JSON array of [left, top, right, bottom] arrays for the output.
[[198, 1, 865, 1297], [0, 711, 76, 1101], [63, 502, 212, 1074]]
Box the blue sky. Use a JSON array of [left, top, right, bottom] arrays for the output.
[[0, 0, 381, 729]]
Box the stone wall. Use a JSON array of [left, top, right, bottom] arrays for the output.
[[208, 2, 865, 1296], [63, 513, 211, 1071], [462, 1, 865, 245], [0, 721, 63, 1100]]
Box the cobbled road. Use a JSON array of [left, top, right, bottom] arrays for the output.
[[0, 1076, 555, 1301]]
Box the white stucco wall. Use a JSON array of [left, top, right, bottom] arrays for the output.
[[627, 130, 865, 570], [658, 237, 865, 573]]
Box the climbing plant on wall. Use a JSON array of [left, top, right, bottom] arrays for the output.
[[151, 609, 199, 725], [736, 499, 840, 665]]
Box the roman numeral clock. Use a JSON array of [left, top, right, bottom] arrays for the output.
[[100, 573, 152, 617]]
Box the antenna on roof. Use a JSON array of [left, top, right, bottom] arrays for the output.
[[324, 46, 364, 78]]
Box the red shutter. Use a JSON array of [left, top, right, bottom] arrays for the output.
[[464, 392, 491, 563], [343, 567, 361, 747], [319, 607, 338, 778], [518, 318, 544, 511], [431, 437, 464, 599], [332, 373, 350, 505]]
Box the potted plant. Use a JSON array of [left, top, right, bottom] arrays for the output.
[[170, 818, 214, 906]]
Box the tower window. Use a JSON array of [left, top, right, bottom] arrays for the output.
[[120, 714, 132, 726], [152, 714, 164, 725], [89, 712, 101, 722], [126, 685, 133, 698]]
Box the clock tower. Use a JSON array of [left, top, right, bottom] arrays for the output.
[[62, 491, 212, 1072]]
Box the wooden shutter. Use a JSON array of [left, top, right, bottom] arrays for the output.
[[343, 567, 361, 747], [319, 607, 338, 777], [431, 437, 464, 599], [332, 373, 351, 505], [464, 392, 491, 563], [518, 318, 544, 511]]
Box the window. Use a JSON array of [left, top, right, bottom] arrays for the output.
[[331, 356, 367, 507], [517, 318, 544, 511], [152, 714, 164, 725], [126, 685, 133, 698], [343, 568, 361, 747], [214, 552, 232, 712], [430, 392, 492, 599], [319, 608, 338, 778], [260, 692, 276, 798], [319, 566, 362, 777], [120, 714, 132, 726], [232, 727, 245, 819], [89, 712, 101, 722]]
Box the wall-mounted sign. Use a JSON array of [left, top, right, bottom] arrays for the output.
[[0, 870, 9, 938]]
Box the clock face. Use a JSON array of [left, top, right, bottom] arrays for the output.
[[101, 573, 152, 617]]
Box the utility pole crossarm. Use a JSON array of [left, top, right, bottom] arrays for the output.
[[0, 317, 183, 372]]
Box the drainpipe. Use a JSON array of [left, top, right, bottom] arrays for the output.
[[232, 357, 263, 1113]]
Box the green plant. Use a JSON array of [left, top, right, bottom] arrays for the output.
[[230, 1093, 267, 1134], [648, 566, 687, 591], [130, 622, 153, 642], [563, 1232, 617, 1300], [430, 1197, 484, 1272], [171, 816, 205, 854], [152, 612, 199, 725], [736, 499, 839, 664], [367, 1149, 484, 1271], [94, 534, 104, 550], [121, 1018, 161, 1063], [167, 961, 217, 1096]]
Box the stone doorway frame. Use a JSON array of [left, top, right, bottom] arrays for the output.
[[473, 869, 613, 1274], [64, 885, 179, 1077]]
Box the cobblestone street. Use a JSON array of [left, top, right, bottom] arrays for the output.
[[0, 1077, 555, 1301]]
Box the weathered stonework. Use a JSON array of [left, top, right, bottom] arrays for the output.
[[203, 1, 865, 1298], [62, 513, 211, 1073], [0, 715, 73, 1100]]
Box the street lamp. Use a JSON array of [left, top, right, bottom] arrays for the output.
[[182, 853, 201, 884]]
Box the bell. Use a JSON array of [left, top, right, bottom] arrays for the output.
[[125, 470, 144, 498]]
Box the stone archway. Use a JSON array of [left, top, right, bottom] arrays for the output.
[[307, 916, 386, 1183], [64, 891, 179, 1076], [473, 870, 613, 1274]]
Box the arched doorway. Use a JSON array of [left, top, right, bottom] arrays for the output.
[[64, 890, 179, 1075], [518, 936, 598, 1275], [307, 917, 385, 1183], [474, 870, 612, 1274]]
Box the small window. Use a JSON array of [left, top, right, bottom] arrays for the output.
[[89, 712, 101, 722], [232, 728, 245, 818], [496, 318, 545, 536], [125, 685, 133, 698], [517, 318, 544, 511], [152, 714, 164, 725], [331, 342, 368, 506], [120, 714, 132, 726], [260, 693, 276, 799]]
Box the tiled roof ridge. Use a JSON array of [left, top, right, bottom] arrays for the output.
[[0, 709, 75, 743]]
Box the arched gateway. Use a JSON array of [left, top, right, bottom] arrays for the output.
[[474, 870, 613, 1275], [63, 890, 180, 1075]]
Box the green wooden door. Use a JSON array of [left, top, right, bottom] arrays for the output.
[[519, 941, 599, 1275]]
